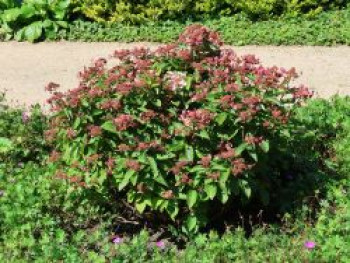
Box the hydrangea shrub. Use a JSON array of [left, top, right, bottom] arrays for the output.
[[46, 25, 312, 232]]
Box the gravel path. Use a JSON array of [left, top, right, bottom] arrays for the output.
[[0, 42, 349, 107]]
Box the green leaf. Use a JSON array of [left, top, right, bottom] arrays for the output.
[[1, 8, 21, 22], [186, 145, 194, 162], [249, 151, 258, 162], [148, 157, 159, 177], [260, 140, 270, 153], [42, 19, 53, 28], [198, 129, 210, 139], [56, 20, 68, 28], [14, 27, 26, 41], [244, 187, 252, 199], [240, 180, 252, 199], [23, 21, 43, 42], [167, 201, 179, 220], [0, 137, 13, 153], [135, 201, 147, 213], [219, 191, 229, 204], [186, 214, 197, 232], [187, 190, 198, 208], [219, 169, 230, 184], [101, 121, 117, 133], [235, 143, 248, 156], [20, 5, 36, 19], [149, 157, 168, 186], [118, 170, 134, 191], [155, 99, 162, 107], [56, 229, 65, 243], [215, 112, 227, 126], [204, 184, 217, 200]]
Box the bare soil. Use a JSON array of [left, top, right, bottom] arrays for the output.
[[0, 42, 349, 108]]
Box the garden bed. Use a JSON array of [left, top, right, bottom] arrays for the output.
[[0, 26, 349, 262]]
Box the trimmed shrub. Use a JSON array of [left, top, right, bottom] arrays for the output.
[[46, 25, 312, 233], [71, 0, 350, 23]]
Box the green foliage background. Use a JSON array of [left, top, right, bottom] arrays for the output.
[[72, 0, 350, 23]]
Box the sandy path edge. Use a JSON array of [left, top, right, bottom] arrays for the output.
[[1, 42, 349, 108]]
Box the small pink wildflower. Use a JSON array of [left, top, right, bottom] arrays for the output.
[[156, 240, 165, 249], [112, 236, 123, 244], [304, 241, 316, 250]]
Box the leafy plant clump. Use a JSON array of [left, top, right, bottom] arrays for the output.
[[46, 25, 313, 233], [0, 0, 71, 42], [0, 94, 49, 165]]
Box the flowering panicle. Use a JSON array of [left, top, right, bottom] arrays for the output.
[[113, 114, 135, 131], [125, 159, 141, 172], [87, 125, 102, 137], [180, 109, 214, 129], [164, 71, 187, 91]]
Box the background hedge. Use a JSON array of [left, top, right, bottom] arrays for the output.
[[72, 0, 350, 23]]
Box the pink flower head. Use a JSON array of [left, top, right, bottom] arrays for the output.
[[113, 114, 135, 131], [165, 71, 187, 91], [180, 109, 214, 129], [156, 240, 165, 249], [178, 25, 223, 47], [294, 85, 313, 99], [304, 241, 316, 250], [87, 125, 102, 137], [45, 82, 60, 92], [112, 236, 123, 244], [125, 159, 141, 172]]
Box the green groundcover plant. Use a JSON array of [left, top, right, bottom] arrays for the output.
[[46, 25, 313, 233], [58, 7, 350, 46], [0, 94, 48, 164]]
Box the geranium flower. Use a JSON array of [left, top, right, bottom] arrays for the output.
[[304, 241, 316, 250], [112, 236, 123, 244], [156, 240, 165, 249]]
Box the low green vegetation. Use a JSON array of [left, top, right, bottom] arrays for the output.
[[58, 9, 350, 45]]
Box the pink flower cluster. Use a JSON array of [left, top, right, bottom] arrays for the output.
[[178, 24, 223, 47], [113, 114, 135, 131], [164, 71, 187, 91], [180, 109, 215, 129]]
